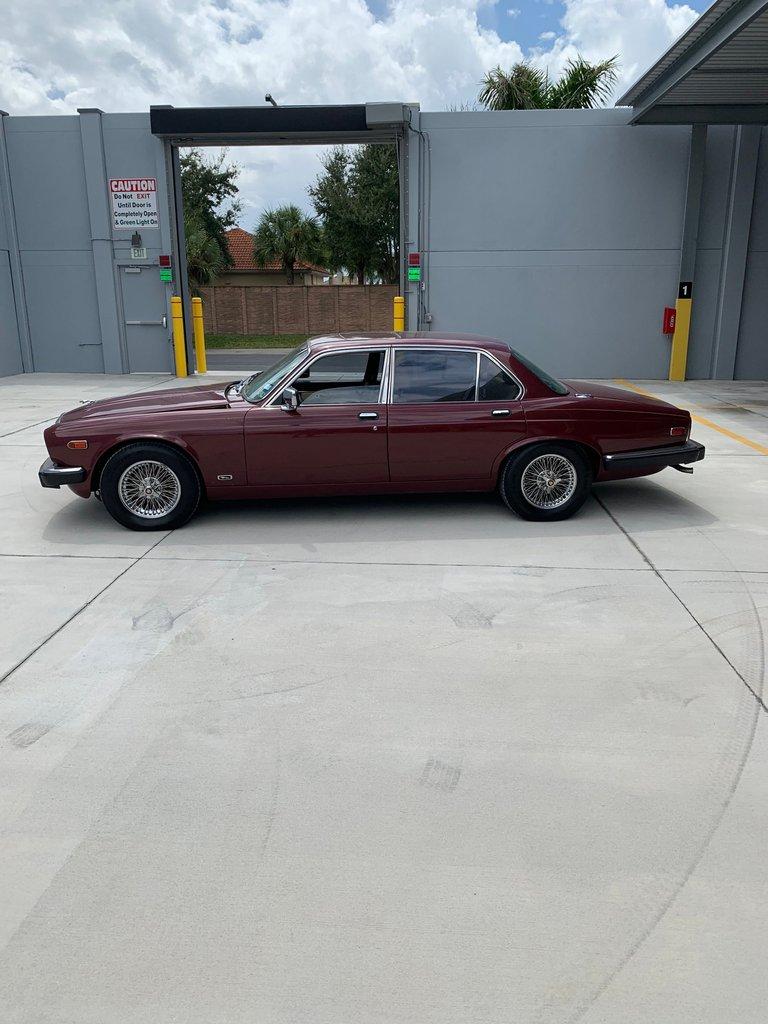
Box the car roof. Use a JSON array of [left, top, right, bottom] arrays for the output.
[[307, 332, 512, 355]]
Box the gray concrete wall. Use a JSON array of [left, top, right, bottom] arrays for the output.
[[7, 115, 105, 372], [735, 128, 768, 381], [0, 113, 26, 377], [412, 109, 688, 378], [410, 109, 767, 380], [0, 106, 765, 380], [0, 110, 174, 375], [689, 126, 764, 381]]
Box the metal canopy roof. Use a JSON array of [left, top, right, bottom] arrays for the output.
[[617, 0, 768, 123], [149, 103, 410, 145]]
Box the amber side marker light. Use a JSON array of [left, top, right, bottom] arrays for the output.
[[67, 440, 88, 450]]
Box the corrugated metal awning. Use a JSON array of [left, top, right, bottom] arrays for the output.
[[617, 0, 768, 124]]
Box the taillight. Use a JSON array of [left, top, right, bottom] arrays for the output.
[[670, 425, 687, 439]]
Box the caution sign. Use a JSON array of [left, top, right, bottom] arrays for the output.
[[109, 178, 159, 230]]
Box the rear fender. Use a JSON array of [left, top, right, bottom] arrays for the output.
[[492, 436, 602, 482]]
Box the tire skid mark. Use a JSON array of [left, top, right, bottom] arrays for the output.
[[534, 498, 766, 1024]]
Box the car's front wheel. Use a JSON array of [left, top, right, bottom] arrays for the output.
[[99, 442, 201, 531], [499, 443, 592, 521]]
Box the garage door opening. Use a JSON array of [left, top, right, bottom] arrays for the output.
[[150, 103, 412, 376]]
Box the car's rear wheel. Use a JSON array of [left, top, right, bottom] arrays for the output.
[[499, 443, 592, 521], [99, 442, 201, 531]]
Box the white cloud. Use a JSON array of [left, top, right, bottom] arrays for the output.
[[529, 0, 699, 95], [0, 0, 700, 216]]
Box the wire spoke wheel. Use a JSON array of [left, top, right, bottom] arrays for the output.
[[520, 453, 577, 510], [118, 460, 181, 520]]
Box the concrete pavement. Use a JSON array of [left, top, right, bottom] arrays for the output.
[[0, 371, 766, 1024]]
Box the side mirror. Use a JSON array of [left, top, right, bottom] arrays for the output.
[[281, 386, 300, 412]]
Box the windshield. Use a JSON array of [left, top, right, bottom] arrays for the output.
[[241, 345, 309, 403], [509, 347, 569, 396]]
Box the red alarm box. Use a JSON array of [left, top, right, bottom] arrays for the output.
[[662, 307, 676, 334]]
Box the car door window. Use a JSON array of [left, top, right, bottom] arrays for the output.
[[292, 350, 386, 406], [392, 350, 477, 404], [477, 355, 522, 401]]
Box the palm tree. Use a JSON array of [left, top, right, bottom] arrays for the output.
[[184, 210, 228, 295], [478, 56, 619, 110], [253, 204, 324, 285]]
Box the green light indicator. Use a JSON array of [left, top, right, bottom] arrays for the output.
[[159, 268, 173, 283], [408, 266, 421, 282]]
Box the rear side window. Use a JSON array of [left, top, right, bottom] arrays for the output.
[[477, 355, 522, 401], [508, 347, 568, 396], [392, 350, 477, 404]]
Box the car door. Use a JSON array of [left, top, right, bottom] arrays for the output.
[[244, 347, 389, 488], [387, 348, 527, 485]]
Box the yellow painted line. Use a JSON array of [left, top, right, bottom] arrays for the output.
[[614, 379, 768, 457]]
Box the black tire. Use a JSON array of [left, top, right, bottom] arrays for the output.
[[499, 443, 593, 521], [99, 442, 201, 531]]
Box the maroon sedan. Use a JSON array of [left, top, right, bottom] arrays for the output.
[[39, 333, 704, 530]]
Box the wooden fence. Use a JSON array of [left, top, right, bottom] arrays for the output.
[[198, 285, 398, 337]]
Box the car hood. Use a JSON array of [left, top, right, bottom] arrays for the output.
[[562, 380, 680, 412], [58, 383, 238, 423]]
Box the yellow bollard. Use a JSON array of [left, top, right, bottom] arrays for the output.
[[170, 296, 188, 377], [191, 296, 207, 374], [393, 295, 405, 332], [669, 291, 692, 382]]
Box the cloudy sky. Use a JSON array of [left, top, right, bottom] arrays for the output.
[[0, 0, 709, 224]]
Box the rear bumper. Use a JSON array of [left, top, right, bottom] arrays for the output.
[[39, 457, 87, 489], [603, 440, 705, 473]]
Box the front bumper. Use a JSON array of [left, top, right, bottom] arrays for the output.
[[39, 457, 87, 489], [603, 439, 705, 473]]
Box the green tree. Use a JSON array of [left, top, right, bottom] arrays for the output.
[[181, 149, 241, 252], [353, 145, 400, 285], [184, 210, 229, 294], [253, 204, 324, 285], [180, 149, 241, 291], [309, 148, 356, 279], [309, 144, 399, 285], [478, 56, 619, 110]]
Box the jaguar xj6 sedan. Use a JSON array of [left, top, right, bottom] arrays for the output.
[[40, 333, 705, 531]]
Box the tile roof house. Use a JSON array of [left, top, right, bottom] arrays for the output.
[[214, 227, 328, 286]]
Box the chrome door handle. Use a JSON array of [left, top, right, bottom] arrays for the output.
[[358, 411, 378, 420], [491, 409, 511, 416]]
